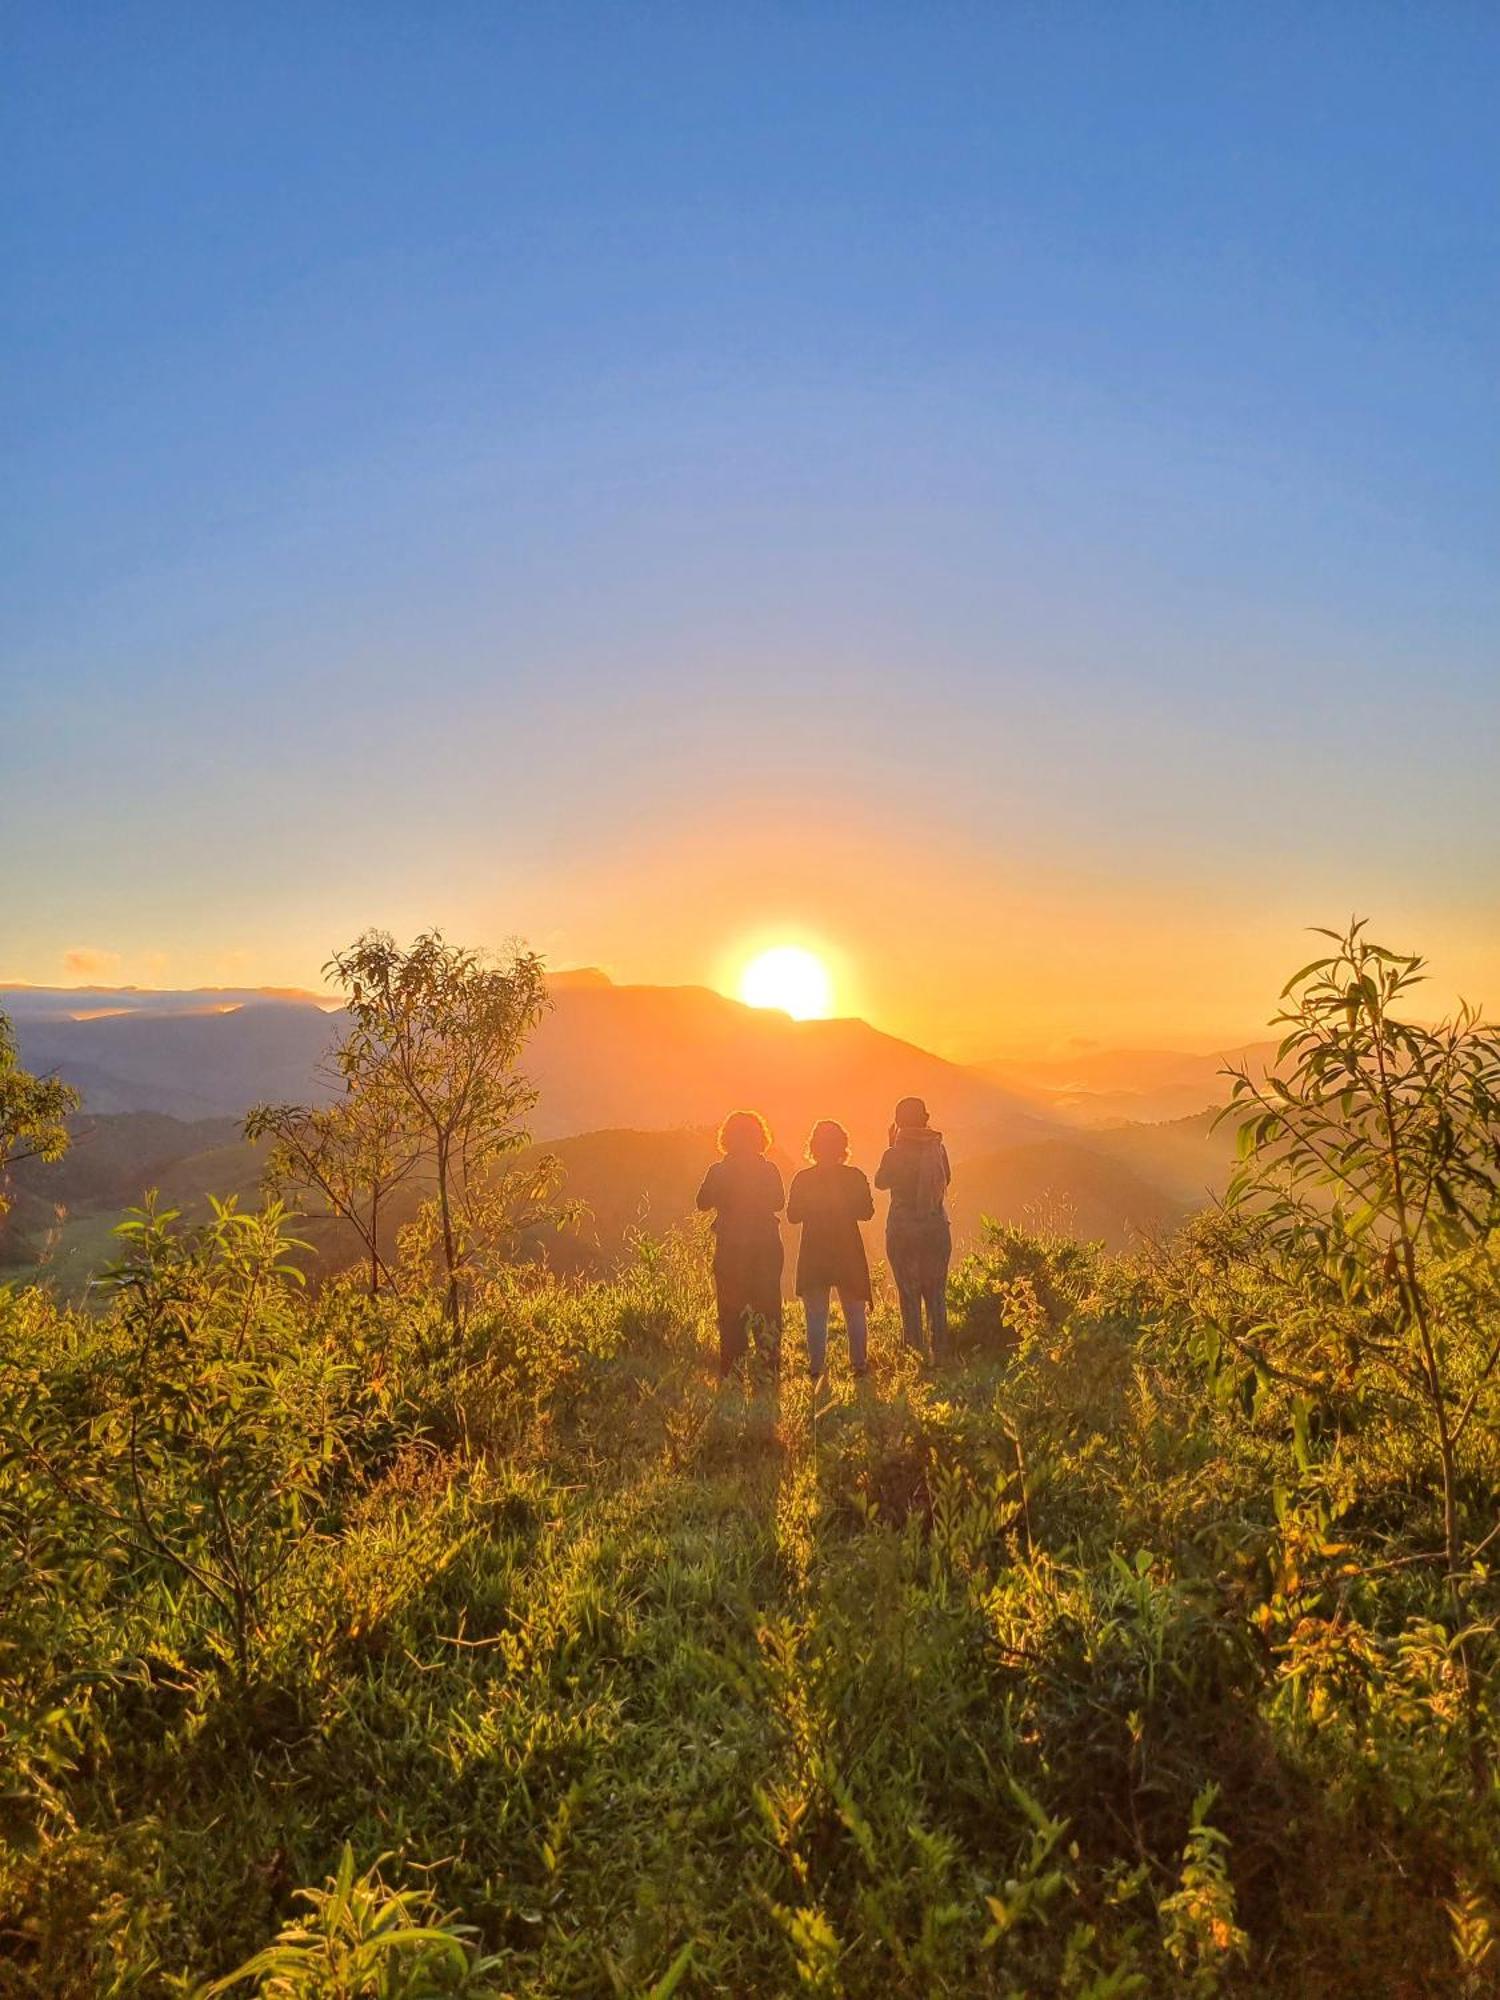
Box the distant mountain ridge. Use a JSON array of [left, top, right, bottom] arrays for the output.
[[1, 979, 1237, 1288], [975, 1041, 1277, 1126], [9, 1000, 339, 1120], [6, 976, 1049, 1162], [1, 984, 332, 1017]]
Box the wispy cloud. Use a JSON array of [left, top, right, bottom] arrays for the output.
[[62, 946, 122, 980]]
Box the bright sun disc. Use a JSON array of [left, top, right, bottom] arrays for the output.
[[740, 945, 833, 1020]]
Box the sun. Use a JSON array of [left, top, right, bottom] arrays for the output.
[[739, 945, 834, 1020]]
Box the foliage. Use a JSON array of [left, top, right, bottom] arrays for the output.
[[0, 1008, 80, 1218], [288, 932, 552, 1328], [949, 1219, 1109, 1359], [6, 1196, 367, 1683], [1221, 921, 1500, 1751], [390, 1151, 578, 1308], [2, 930, 1499, 1994], [1156, 1786, 1248, 1993], [247, 1069, 422, 1300], [194, 1844, 503, 1997]]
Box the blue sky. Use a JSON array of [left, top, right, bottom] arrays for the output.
[[5, 4, 1498, 1052]]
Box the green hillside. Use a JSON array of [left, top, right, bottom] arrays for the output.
[[0, 1114, 263, 1292], [0, 1112, 1214, 1293], [4, 1210, 1499, 1995], [1088, 1109, 1233, 1210], [6, 932, 1498, 1993]]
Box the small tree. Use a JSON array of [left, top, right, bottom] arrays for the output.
[[1222, 921, 1500, 1583], [247, 1062, 421, 1299], [0, 1009, 80, 1217], [326, 931, 550, 1326], [393, 1149, 577, 1302]]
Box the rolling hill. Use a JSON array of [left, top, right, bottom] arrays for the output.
[[6, 994, 341, 1119], [948, 1137, 1187, 1250], [5, 975, 1048, 1161], [1, 979, 1237, 1289], [1088, 1107, 1235, 1208], [976, 1041, 1276, 1126], [1, 1110, 1204, 1294]]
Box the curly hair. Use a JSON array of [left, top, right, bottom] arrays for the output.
[[807, 1118, 849, 1163], [718, 1108, 773, 1156]]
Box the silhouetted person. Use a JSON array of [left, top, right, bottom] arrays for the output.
[[697, 1110, 784, 1378], [787, 1119, 874, 1381], [874, 1095, 952, 1360]]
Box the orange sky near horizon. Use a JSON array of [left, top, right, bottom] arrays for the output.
[[8, 800, 1497, 1063]]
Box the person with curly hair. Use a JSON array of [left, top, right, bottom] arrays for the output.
[[787, 1118, 874, 1381], [696, 1109, 785, 1377]]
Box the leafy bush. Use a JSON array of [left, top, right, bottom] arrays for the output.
[[4, 930, 1500, 1995], [194, 1845, 502, 1998]]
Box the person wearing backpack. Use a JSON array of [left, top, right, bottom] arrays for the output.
[[874, 1095, 952, 1360]]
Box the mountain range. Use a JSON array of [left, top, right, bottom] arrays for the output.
[[1, 976, 1238, 1286], [977, 1042, 1277, 1127], [4, 974, 1054, 1158]]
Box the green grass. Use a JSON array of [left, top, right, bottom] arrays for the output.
[[2, 1219, 1498, 1996]]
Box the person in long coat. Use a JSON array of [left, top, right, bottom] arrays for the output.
[[874, 1095, 952, 1360], [786, 1118, 874, 1379], [696, 1109, 784, 1377]]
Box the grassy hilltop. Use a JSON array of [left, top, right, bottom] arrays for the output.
[[4, 1212, 1499, 1997], [4, 926, 1500, 1996]]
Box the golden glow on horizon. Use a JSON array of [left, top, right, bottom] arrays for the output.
[[739, 945, 834, 1020], [17, 811, 1500, 1057]]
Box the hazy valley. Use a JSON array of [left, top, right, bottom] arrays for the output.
[[1, 975, 1234, 1289]]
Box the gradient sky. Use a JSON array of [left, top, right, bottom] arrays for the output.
[[5, 4, 1498, 1056]]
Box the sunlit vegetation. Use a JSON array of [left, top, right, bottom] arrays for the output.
[[2, 925, 1499, 1995], [0, 1014, 78, 1212], [247, 932, 567, 1325]]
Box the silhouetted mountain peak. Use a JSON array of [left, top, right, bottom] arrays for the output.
[[7, 978, 1047, 1162]]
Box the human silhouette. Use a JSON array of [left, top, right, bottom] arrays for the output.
[[786, 1119, 874, 1381], [874, 1095, 952, 1360], [696, 1110, 784, 1378]]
